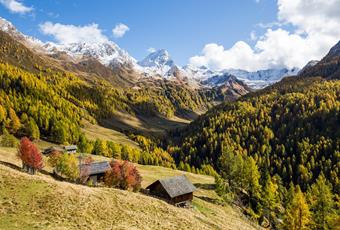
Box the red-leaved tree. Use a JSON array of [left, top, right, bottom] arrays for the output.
[[17, 137, 43, 174], [104, 160, 142, 192]]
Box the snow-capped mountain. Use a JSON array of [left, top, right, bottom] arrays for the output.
[[138, 49, 176, 77], [43, 41, 138, 68], [183, 64, 219, 80], [225, 68, 300, 89], [184, 65, 299, 89], [0, 16, 301, 89]]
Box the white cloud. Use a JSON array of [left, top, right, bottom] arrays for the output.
[[0, 0, 32, 14], [147, 47, 156, 53], [112, 23, 129, 38], [190, 0, 340, 71], [39, 22, 108, 44]]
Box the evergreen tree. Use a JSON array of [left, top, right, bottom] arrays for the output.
[[308, 174, 335, 230], [262, 175, 280, 224], [283, 186, 311, 230], [243, 156, 261, 201], [27, 117, 40, 140], [8, 108, 21, 133]]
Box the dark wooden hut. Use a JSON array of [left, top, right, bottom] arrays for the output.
[[80, 161, 111, 185], [64, 145, 77, 153], [146, 175, 196, 206], [43, 146, 64, 155]]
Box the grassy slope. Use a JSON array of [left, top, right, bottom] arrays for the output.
[[81, 120, 140, 149], [0, 148, 259, 230], [100, 111, 191, 137]]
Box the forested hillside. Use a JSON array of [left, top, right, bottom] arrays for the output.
[[0, 30, 223, 126], [170, 76, 339, 228]]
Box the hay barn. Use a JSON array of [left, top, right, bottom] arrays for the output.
[[146, 175, 196, 206]]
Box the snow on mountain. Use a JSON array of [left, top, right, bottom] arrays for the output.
[[183, 64, 220, 80], [225, 68, 299, 89], [0, 16, 300, 89], [185, 65, 299, 89], [43, 41, 137, 68], [138, 49, 176, 77], [0, 17, 44, 49], [0, 17, 138, 69]]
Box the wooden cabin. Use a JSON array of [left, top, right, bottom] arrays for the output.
[[64, 145, 77, 154], [80, 161, 111, 185], [43, 146, 64, 155], [146, 175, 196, 206]]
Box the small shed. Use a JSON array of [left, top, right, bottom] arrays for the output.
[[64, 145, 77, 154], [146, 175, 196, 206], [43, 146, 64, 155], [80, 161, 111, 185]]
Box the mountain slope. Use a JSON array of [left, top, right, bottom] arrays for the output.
[[0, 148, 258, 230], [299, 40, 340, 79], [189, 66, 300, 89], [138, 49, 175, 77]]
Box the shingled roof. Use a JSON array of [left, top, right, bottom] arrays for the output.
[[81, 161, 111, 175], [64, 145, 77, 151], [147, 175, 196, 198]]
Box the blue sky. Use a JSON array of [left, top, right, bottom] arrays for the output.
[[0, 0, 339, 71], [0, 0, 278, 64]]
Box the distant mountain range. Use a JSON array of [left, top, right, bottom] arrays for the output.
[[0, 16, 302, 90]]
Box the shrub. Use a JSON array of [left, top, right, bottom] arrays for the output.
[[0, 130, 18, 147], [17, 137, 43, 174], [104, 160, 142, 192], [54, 153, 79, 181]]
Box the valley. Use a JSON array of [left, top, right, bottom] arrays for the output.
[[0, 4, 339, 229]]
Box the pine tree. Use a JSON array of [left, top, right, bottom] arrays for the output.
[[308, 174, 335, 230], [9, 108, 21, 133], [244, 156, 261, 200], [283, 186, 311, 230], [27, 118, 40, 140], [262, 175, 280, 224], [0, 105, 6, 124]]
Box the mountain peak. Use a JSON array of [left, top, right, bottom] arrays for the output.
[[325, 40, 340, 59], [0, 17, 15, 32], [138, 49, 176, 77], [44, 40, 137, 67], [138, 49, 174, 68]]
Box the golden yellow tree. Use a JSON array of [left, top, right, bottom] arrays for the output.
[[283, 186, 311, 230]]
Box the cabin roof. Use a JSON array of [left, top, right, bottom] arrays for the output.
[[64, 145, 77, 151], [146, 175, 196, 198], [81, 161, 111, 175], [43, 146, 64, 154]]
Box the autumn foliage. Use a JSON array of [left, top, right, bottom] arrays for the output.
[[17, 137, 43, 174], [104, 160, 142, 192]]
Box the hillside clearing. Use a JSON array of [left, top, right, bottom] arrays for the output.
[[81, 120, 140, 149], [0, 147, 259, 230]]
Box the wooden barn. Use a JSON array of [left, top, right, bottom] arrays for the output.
[[64, 145, 77, 154], [80, 161, 111, 185], [43, 146, 64, 155], [146, 175, 196, 206]]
